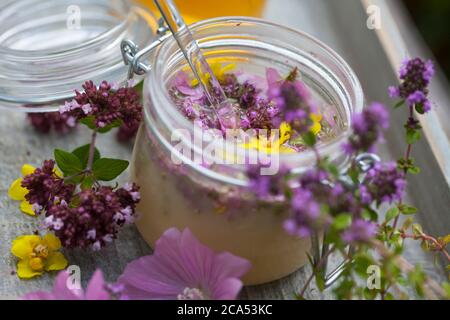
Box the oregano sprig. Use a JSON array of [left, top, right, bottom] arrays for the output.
[[20, 81, 142, 250]]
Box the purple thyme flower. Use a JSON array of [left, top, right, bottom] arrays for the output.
[[28, 112, 77, 134], [389, 58, 434, 113], [60, 80, 142, 129], [298, 169, 360, 216], [246, 165, 288, 200], [342, 219, 377, 244], [406, 90, 432, 113], [342, 102, 389, 155], [362, 162, 406, 205], [45, 184, 140, 249], [117, 228, 251, 300], [21, 160, 75, 214], [246, 98, 280, 130], [221, 74, 259, 109], [266, 68, 317, 132], [284, 189, 320, 238], [23, 269, 110, 300]]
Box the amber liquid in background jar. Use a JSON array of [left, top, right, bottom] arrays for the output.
[[133, 0, 266, 23]]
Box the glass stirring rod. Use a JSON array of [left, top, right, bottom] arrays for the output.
[[153, 0, 238, 130]]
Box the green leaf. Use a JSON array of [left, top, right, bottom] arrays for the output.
[[302, 131, 316, 147], [362, 207, 378, 221], [415, 103, 426, 115], [363, 287, 377, 300], [333, 214, 352, 230], [92, 158, 129, 181], [72, 144, 101, 169], [54, 149, 83, 176], [385, 207, 400, 223], [398, 204, 417, 215], [80, 116, 122, 133], [80, 175, 95, 190], [412, 223, 423, 237], [326, 163, 339, 178], [79, 116, 96, 130], [133, 80, 144, 95], [406, 128, 421, 145], [393, 100, 405, 109], [407, 165, 421, 175], [348, 166, 360, 184], [315, 272, 326, 292]]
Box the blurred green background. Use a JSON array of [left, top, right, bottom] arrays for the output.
[[403, 0, 450, 80]]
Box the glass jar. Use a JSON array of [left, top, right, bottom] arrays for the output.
[[0, 0, 156, 112], [131, 17, 364, 285]]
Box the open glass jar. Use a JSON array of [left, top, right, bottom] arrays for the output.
[[0, 0, 156, 112], [130, 17, 363, 285]]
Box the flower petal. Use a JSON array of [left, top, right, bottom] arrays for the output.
[[118, 228, 250, 300], [54, 167, 63, 178], [17, 260, 42, 279], [310, 113, 322, 135], [51, 271, 83, 299], [85, 270, 110, 300], [45, 252, 68, 271], [22, 291, 56, 300], [212, 278, 244, 300], [8, 178, 27, 201], [11, 235, 40, 259], [43, 233, 62, 251], [20, 201, 36, 216], [279, 122, 291, 145], [21, 164, 36, 176]]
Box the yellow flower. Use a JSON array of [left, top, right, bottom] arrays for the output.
[[310, 113, 323, 135], [191, 62, 236, 87], [11, 233, 68, 279], [242, 121, 296, 154], [8, 164, 37, 216], [242, 113, 322, 154], [8, 164, 62, 216]]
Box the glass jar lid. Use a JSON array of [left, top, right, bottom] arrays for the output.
[[0, 0, 158, 112]]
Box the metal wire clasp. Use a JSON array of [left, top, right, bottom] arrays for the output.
[[120, 19, 171, 80]]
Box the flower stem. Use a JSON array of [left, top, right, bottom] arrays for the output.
[[86, 130, 97, 171], [401, 231, 450, 262], [392, 105, 415, 231], [298, 245, 335, 298]]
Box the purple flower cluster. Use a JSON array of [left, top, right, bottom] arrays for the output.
[[360, 162, 406, 205], [28, 112, 77, 134], [172, 67, 322, 133], [21, 160, 75, 214], [341, 219, 377, 245], [266, 68, 316, 132], [389, 58, 434, 113], [221, 74, 259, 110], [343, 102, 389, 155], [246, 165, 288, 200], [116, 122, 140, 143], [45, 183, 140, 250], [284, 189, 320, 237], [283, 168, 364, 237], [60, 81, 142, 129]]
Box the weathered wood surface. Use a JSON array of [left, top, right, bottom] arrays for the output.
[[0, 0, 447, 299]]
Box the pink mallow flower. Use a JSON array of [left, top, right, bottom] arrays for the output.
[[23, 269, 110, 300], [117, 228, 252, 300]]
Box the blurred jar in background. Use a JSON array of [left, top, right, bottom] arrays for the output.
[[133, 0, 266, 24]]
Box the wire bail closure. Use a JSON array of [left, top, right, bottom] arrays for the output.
[[120, 18, 171, 80]]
